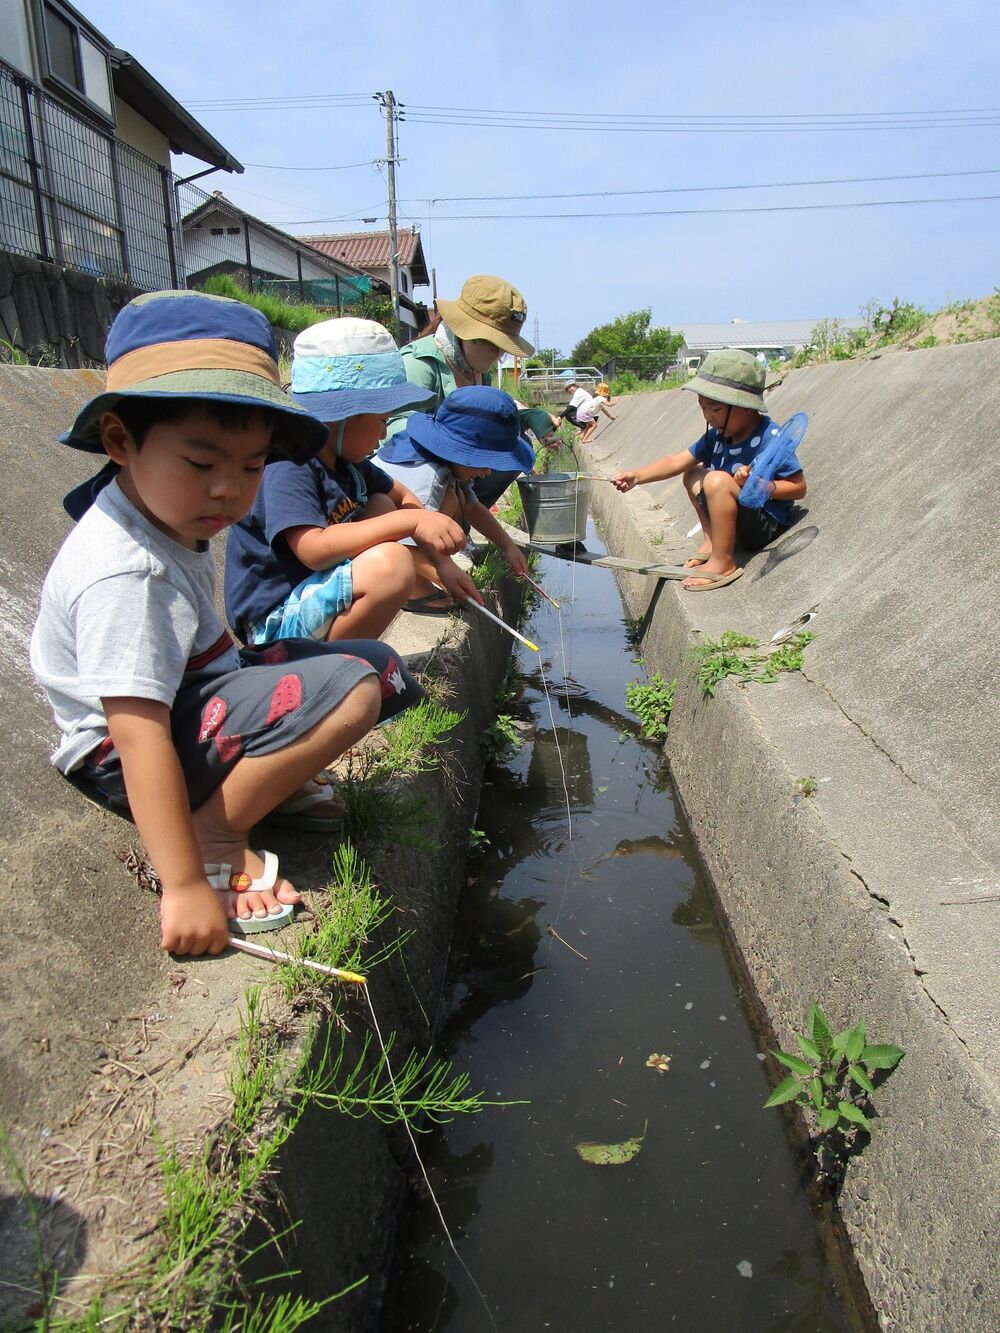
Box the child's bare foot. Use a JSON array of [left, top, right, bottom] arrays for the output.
[[202, 846, 302, 923], [684, 546, 712, 568]]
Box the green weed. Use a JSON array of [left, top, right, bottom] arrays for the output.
[[796, 776, 819, 798], [625, 671, 676, 742], [764, 1004, 903, 1185], [200, 273, 328, 335], [479, 713, 523, 761], [692, 630, 815, 696]]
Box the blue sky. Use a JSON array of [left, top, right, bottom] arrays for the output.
[[85, 0, 999, 354]]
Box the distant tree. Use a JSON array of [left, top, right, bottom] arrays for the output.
[[525, 346, 564, 368], [570, 308, 682, 370]]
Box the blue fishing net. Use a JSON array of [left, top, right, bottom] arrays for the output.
[[738, 413, 808, 509]]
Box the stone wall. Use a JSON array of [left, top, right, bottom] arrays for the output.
[[0, 252, 139, 367]]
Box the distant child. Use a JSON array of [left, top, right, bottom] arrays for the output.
[[375, 387, 532, 613], [576, 385, 616, 444], [225, 318, 470, 644], [612, 349, 806, 592], [30, 291, 424, 955]]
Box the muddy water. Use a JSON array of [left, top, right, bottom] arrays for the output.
[[382, 526, 858, 1332]]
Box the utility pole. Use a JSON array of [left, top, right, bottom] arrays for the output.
[[374, 90, 401, 332]]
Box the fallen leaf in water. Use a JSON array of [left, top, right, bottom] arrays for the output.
[[575, 1121, 648, 1166], [646, 1053, 671, 1073]]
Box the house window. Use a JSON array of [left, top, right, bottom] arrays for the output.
[[400, 271, 408, 294], [39, 2, 114, 120]]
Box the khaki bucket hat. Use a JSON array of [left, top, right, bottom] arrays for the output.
[[436, 275, 534, 357], [685, 348, 767, 412]]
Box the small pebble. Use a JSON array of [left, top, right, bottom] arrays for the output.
[[684, 1002, 693, 1011], [737, 1260, 753, 1279], [700, 1060, 711, 1070]]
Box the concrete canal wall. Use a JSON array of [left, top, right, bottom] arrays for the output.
[[581, 339, 1000, 1332]]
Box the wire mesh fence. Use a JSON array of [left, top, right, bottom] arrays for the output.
[[0, 62, 177, 290]]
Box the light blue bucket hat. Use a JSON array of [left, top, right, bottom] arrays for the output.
[[290, 317, 435, 422]]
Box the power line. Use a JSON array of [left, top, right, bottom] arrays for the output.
[[401, 166, 1000, 205], [241, 159, 376, 172], [278, 193, 1000, 226]]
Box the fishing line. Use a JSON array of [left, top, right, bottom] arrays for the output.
[[361, 982, 500, 1332]]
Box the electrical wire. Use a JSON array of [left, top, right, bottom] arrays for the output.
[[276, 193, 1000, 227], [398, 165, 1000, 205]]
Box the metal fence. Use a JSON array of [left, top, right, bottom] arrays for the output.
[[0, 61, 178, 290]]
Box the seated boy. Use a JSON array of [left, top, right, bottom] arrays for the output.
[[375, 387, 532, 613], [225, 318, 471, 645], [612, 348, 806, 591], [30, 291, 424, 956]]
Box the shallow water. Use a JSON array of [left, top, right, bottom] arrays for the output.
[[382, 526, 856, 1332]]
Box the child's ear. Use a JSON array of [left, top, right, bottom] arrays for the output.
[[100, 410, 132, 464]]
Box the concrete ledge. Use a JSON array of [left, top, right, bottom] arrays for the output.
[[581, 343, 1000, 1331]]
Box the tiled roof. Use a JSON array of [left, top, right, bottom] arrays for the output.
[[299, 229, 429, 286], [678, 319, 865, 351]]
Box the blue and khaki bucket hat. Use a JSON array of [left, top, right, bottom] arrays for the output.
[[379, 386, 535, 474], [289, 317, 435, 422], [62, 290, 328, 460], [684, 348, 767, 413]]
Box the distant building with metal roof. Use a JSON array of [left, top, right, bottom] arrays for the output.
[[675, 318, 865, 369], [296, 228, 430, 339]]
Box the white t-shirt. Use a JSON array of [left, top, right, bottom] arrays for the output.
[[30, 480, 240, 773], [569, 388, 590, 410], [576, 392, 607, 418]]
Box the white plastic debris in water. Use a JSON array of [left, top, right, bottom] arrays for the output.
[[700, 1059, 711, 1070], [737, 1261, 754, 1279]]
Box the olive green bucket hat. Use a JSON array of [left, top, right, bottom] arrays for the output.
[[684, 348, 767, 412]]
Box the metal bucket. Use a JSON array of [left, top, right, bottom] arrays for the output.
[[516, 472, 593, 544]]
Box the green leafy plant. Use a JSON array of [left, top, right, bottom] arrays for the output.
[[479, 712, 523, 761], [692, 629, 815, 696], [625, 671, 676, 742], [796, 776, 818, 797], [467, 827, 490, 853], [764, 1004, 904, 1184]]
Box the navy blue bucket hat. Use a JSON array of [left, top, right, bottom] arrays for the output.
[[379, 386, 535, 474], [289, 317, 435, 422]]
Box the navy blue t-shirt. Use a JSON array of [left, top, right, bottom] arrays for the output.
[[688, 415, 801, 523], [225, 456, 394, 639]]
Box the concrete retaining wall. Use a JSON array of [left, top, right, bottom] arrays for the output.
[[0, 252, 138, 367], [581, 341, 1000, 1331]]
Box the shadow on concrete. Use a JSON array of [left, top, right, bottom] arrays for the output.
[[0, 1191, 87, 1326], [749, 522, 819, 582]]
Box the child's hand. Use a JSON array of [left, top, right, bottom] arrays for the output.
[[412, 511, 466, 556], [504, 543, 529, 579], [612, 471, 638, 492], [160, 879, 230, 956], [438, 564, 483, 607], [734, 464, 751, 488]]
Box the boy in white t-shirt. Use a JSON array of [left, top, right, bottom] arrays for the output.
[[30, 291, 423, 955]]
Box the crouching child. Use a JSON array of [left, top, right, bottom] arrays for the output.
[[224, 317, 469, 645], [30, 292, 424, 955], [612, 349, 806, 591], [375, 386, 532, 614]]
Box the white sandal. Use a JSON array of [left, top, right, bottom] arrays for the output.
[[261, 780, 345, 833], [204, 849, 294, 935]]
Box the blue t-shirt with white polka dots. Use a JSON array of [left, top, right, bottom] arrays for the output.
[[688, 416, 800, 524]]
